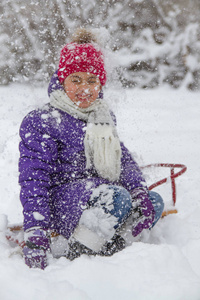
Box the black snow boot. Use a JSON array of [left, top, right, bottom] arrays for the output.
[[98, 235, 126, 257], [66, 239, 96, 261], [66, 235, 126, 260]]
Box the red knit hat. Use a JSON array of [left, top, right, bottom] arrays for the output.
[[58, 42, 107, 86]]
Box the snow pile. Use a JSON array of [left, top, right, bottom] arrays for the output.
[[0, 84, 200, 299]]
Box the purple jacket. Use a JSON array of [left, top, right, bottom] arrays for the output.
[[19, 73, 155, 239]]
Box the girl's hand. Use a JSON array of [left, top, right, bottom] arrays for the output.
[[23, 228, 50, 270], [23, 247, 47, 270], [131, 188, 155, 237]]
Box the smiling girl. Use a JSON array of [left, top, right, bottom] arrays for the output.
[[19, 28, 164, 269], [63, 72, 101, 108]]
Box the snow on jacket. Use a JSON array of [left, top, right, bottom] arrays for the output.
[[19, 73, 155, 239]]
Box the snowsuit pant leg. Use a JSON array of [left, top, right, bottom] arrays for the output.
[[73, 184, 133, 252], [149, 191, 164, 227], [87, 184, 133, 229]]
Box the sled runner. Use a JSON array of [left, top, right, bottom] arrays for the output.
[[3, 163, 187, 248]]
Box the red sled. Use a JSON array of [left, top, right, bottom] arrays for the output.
[[141, 163, 187, 217]]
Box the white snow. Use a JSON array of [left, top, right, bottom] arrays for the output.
[[33, 212, 45, 221], [78, 184, 117, 242], [0, 84, 200, 300]]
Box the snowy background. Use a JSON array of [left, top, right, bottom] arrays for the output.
[[1, 0, 200, 89], [0, 84, 200, 300], [0, 0, 200, 299]]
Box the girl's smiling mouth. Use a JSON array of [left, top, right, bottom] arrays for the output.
[[76, 94, 92, 101]]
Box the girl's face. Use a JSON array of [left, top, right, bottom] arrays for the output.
[[63, 72, 101, 108]]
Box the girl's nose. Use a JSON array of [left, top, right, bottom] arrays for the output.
[[79, 82, 90, 92], [80, 80, 87, 86]]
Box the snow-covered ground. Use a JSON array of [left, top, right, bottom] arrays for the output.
[[0, 84, 200, 300]]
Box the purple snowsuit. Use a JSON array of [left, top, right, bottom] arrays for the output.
[[19, 74, 155, 239]]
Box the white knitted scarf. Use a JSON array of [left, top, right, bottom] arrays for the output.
[[50, 90, 121, 181]]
